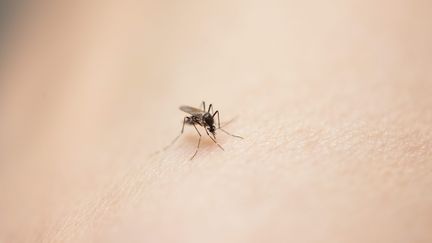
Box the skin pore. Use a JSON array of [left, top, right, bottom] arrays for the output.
[[0, 1, 431, 242]]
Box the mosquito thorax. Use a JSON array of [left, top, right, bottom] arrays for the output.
[[203, 113, 214, 126]]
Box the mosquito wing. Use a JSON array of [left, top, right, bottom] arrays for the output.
[[179, 105, 204, 115]]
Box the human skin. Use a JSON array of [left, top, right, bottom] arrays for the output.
[[0, 1, 432, 242]]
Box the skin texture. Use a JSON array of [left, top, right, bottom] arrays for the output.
[[1, 1, 432, 242]]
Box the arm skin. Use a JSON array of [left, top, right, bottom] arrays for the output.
[[0, 1, 431, 242]]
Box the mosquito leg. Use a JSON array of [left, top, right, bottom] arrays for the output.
[[220, 116, 237, 128], [208, 104, 213, 113], [213, 110, 244, 139], [190, 123, 202, 160], [202, 101, 206, 112], [219, 128, 244, 139], [213, 110, 221, 128], [204, 127, 224, 151], [163, 117, 187, 151]]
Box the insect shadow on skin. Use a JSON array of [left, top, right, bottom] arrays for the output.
[[164, 101, 243, 160]]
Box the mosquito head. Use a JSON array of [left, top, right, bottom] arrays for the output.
[[208, 125, 216, 137]]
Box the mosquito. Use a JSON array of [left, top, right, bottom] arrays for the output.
[[165, 101, 243, 160]]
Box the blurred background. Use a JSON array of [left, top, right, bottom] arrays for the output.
[[1, 1, 431, 242]]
